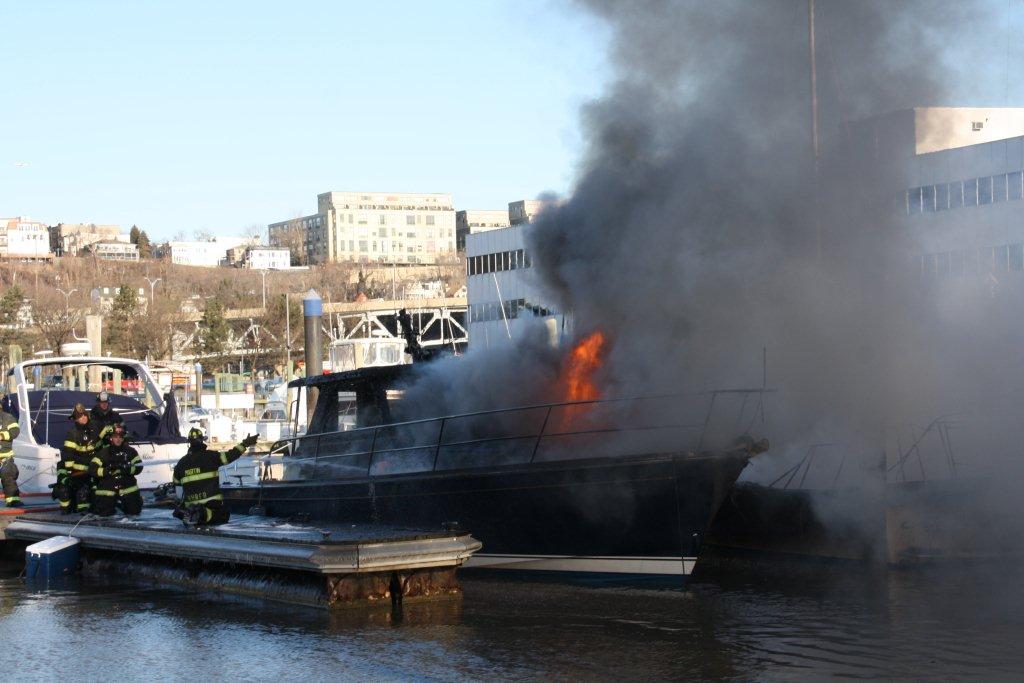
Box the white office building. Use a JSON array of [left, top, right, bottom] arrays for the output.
[[465, 225, 562, 350], [169, 237, 254, 267]]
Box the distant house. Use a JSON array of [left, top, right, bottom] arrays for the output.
[[0, 217, 54, 261], [242, 247, 291, 270], [90, 242, 140, 261], [49, 222, 123, 256], [90, 287, 147, 313]]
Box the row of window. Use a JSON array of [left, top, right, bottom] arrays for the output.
[[913, 242, 1024, 279], [467, 249, 532, 276], [342, 240, 445, 254], [335, 204, 451, 211], [468, 299, 555, 323], [907, 171, 1024, 215]]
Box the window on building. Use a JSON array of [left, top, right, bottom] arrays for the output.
[[489, 253, 496, 272], [379, 215, 386, 225], [922, 253, 936, 278], [949, 180, 964, 209], [426, 215, 435, 226], [978, 246, 994, 272], [935, 182, 949, 210], [964, 178, 979, 207], [348, 240, 354, 251], [949, 249, 964, 277], [1011, 171, 1024, 201], [406, 215, 415, 226], [963, 248, 978, 277], [994, 174, 1008, 203], [922, 185, 936, 212], [979, 176, 993, 205], [907, 187, 923, 215], [1010, 244, 1024, 271]]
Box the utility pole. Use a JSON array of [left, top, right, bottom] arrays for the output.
[[144, 276, 162, 307], [57, 287, 77, 313], [808, 0, 822, 260], [259, 270, 268, 309]]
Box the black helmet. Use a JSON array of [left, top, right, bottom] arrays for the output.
[[187, 427, 205, 445], [109, 424, 127, 441], [70, 403, 88, 421]]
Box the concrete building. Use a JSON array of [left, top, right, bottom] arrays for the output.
[[268, 191, 456, 265], [456, 209, 510, 251], [508, 199, 557, 226], [169, 237, 254, 267], [0, 217, 54, 260], [243, 247, 291, 270], [50, 223, 123, 256], [90, 242, 140, 261], [465, 225, 562, 350], [863, 108, 1024, 285]]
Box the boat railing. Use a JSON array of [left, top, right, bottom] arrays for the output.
[[250, 388, 770, 481]]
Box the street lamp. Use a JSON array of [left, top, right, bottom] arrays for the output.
[[144, 276, 162, 306], [56, 287, 77, 312]]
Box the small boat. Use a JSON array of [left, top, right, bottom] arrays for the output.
[[220, 365, 768, 579], [2, 356, 185, 508]]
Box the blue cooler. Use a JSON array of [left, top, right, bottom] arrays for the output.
[[25, 536, 80, 581]]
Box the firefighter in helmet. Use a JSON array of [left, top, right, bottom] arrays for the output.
[[0, 406, 21, 508], [59, 403, 99, 514], [90, 390, 124, 440], [172, 427, 257, 526], [89, 424, 143, 516]]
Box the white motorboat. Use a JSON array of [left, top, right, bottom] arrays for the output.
[[2, 356, 185, 508]]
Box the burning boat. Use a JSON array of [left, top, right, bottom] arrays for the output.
[[2, 356, 185, 507], [220, 332, 770, 579]]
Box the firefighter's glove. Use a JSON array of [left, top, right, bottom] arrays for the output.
[[241, 434, 258, 449]]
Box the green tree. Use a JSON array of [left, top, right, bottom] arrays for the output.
[[196, 298, 230, 369], [107, 285, 139, 356], [137, 231, 153, 258], [129, 225, 140, 244], [0, 285, 25, 326]]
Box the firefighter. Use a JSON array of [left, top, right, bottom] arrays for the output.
[[90, 390, 123, 439], [0, 407, 22, 508], [172, 428, 257, 526], [89, 424, 143, 516], [59, 403, 99, 514]]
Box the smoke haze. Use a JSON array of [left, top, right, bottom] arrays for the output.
[[403, 0, 1024, 500]]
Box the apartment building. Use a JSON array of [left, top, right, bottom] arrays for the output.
[[269, 191, 456, 265]]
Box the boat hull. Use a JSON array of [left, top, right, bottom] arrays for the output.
[[222, 449, 750, 578]]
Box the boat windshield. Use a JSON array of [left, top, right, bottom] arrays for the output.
[[20, 361, 162, 408], [329, 341, 405, 372]]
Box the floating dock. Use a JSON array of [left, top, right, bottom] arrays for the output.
[[3, 509, 481, 608]]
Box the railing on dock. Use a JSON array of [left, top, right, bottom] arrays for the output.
[[247, 388, 771, 482]]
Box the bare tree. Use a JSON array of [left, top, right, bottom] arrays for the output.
[[33, 291, 83, 353]]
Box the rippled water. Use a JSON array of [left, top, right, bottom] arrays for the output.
[[1, 559, 1022, 681]]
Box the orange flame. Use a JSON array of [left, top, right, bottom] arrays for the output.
[[563, 331, 606, 402]]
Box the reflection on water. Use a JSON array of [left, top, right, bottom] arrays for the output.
[[1, 561, 1022, 680]]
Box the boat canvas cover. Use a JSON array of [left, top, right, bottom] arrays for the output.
[[0, 391, 187, 449]]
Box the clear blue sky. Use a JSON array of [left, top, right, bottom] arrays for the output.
[[0, 1, 609, 240]]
